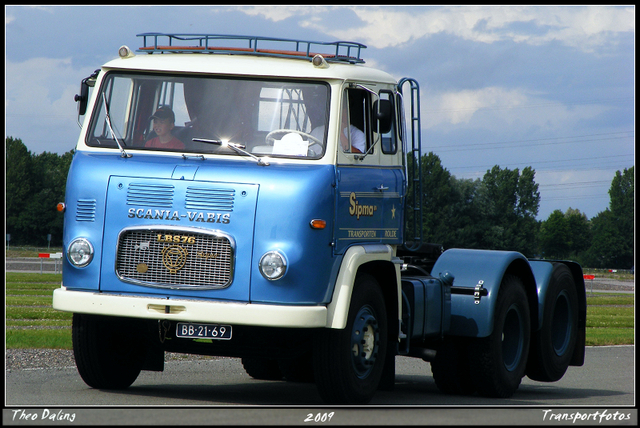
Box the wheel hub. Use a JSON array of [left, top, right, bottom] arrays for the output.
[[351, 306, 379, 378]]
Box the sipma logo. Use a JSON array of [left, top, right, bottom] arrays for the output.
[[349, 192, 377, 220]]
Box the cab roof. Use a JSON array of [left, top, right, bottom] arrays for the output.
[[103, 33, 398, 85]]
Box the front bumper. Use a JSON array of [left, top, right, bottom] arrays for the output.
[[52, 287, 328, 328]]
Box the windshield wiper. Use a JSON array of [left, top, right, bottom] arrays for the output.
[[192, 138, 269, 166], [101, 93, 131, 158]]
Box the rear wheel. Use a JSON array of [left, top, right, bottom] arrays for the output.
[[72, 314, 145, 389], [470, 275, 530, 398], [527, 263, 578, 382], [313, 274, 388, 404]]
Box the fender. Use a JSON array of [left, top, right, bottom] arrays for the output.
[[528, 260, 555, 331], [325, 244, 401, 329], [528, 258, 587, 366], [430, 248, 537, 338]]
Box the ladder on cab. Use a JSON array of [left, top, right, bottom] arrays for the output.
[[398, 78, 423, 252]]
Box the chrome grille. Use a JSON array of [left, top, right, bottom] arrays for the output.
[[115, 227, 234, 289]]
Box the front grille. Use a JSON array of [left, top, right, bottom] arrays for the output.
[[115, 227, 234, 289]]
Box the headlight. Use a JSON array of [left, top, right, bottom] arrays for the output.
[[259, 251, 287, 281], [67, 238, 94, 267]]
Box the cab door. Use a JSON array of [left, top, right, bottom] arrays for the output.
[[334, 85, 403, 254]]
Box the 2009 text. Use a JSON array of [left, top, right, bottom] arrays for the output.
[[304, 412, 335, 423]]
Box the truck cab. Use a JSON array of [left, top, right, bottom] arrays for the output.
[[54, 33, 585, 404]]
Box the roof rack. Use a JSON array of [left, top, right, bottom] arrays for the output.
[[136, 33, 366, 64]]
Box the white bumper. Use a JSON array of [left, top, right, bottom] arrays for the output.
[[52, 287, 327, 328]]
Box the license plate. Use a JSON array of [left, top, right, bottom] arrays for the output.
[[176, 322, 232, 340]]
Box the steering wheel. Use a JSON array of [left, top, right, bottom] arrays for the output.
[[265, 129, 324, 156]]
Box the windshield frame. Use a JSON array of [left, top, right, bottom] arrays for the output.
[[85, 71, 331, 161]]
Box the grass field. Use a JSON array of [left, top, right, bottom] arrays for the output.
[[5, 271, 635, 349]]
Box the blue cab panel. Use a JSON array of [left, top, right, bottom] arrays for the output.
[[62, 151, 339, 305], [334, 166, 404, 254]]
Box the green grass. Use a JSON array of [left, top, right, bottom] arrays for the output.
[[586, 294, 634, 306], [6, 272, 72, 349], [6, 306, 73, 321], [583, 328, 635, 346], [7, 319, 72, 327], [6, 329, 72, 349], [4, 272, 635, 349], [6, 272, 62, 283], [585, 293, 634, 346], [586, 307, 634, 328]]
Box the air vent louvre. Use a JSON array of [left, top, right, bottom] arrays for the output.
[[76, 199, 96, 222], [185, 186, 235, 211], [127, 183, 174, 207]]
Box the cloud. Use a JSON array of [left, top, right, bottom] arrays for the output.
[[277, 6, 634, 53], [5, 57, 96, 153], [425, 87, 530, 125], [420, 86, 611, 136], [235, 5, 332, 23]]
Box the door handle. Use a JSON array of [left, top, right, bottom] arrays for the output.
[[376, 184, 389, 192]]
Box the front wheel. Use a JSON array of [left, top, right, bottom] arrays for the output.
[[469, 275, 531, 398], [313, 274, 388, 404], [241, 357, 283, 380], [72, 314, 145, 389]]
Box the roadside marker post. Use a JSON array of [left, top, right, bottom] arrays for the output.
[[39, 252, 63, 274], [584, 274, 596, 294]]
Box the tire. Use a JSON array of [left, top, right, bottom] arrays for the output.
[[241, 357, 283, 380], [72, 314, 145, 389], [279, 353, 315, 383], [431, 338, 477, 395], [470, 274, 531, 398], [527, 263, 578, 382], [313, 274, 388, 404]]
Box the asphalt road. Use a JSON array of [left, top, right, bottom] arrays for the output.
[[4, 346, 636, 425]]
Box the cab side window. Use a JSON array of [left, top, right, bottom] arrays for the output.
[[379, 91, 397, 155], [341, 88, 371, 154]]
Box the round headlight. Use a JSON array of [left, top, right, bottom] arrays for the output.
[[259, 251, 287, 281], [67, 238, 94, 267]]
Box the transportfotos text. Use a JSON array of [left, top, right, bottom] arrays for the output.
[[541, 409, 632, 423]]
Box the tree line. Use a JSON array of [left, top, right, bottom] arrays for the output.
[[5, 137, 634, 269], [6, 137, 74, 249], [406, 152, 633, 269]]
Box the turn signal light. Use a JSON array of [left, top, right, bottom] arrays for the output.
[[56, 202, 65, 212], [310, 219, 326, 229]]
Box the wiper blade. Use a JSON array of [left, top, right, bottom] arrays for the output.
[[192, 138, 269, 166], [102, 93, 131, 158]]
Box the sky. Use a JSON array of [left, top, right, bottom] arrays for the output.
[[4, 5, 635, 221]]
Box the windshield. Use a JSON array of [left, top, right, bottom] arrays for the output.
[[87, 73, 329, 159]]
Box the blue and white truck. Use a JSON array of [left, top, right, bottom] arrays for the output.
[[53, 33, 586, 404]]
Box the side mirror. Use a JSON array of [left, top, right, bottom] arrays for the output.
[[74, 81, 89, 116], [74, 69, 100, 117], [374, 99, 393, 134]]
